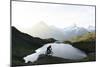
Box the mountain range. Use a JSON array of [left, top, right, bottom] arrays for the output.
[[23, 22, 95, 41]]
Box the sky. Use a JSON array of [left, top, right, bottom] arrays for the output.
[[12, 1, 95, 30]]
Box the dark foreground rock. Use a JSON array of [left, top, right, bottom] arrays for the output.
[[33, 54, 76, 65], [33, 53, 95, 65], [12, 53, 95, 67]]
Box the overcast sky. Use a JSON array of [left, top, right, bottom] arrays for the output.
[[12, 1, 95, 30]]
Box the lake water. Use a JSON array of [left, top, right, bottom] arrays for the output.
[[23, 43, 87, 63]]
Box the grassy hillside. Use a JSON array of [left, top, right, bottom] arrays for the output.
[[69, 32, 95, 42]]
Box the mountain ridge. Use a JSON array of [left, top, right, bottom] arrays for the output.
[[23, 22, 95, 41]]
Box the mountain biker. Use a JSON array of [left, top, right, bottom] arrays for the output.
[[46, 45, 52, 56]]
